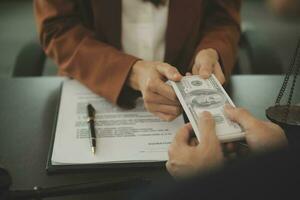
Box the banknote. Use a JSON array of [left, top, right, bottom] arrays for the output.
[[170, 75, 244, 142]]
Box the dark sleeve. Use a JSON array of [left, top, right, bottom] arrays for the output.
[[136, 147, 300, 200]]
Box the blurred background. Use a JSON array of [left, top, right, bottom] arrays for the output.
[[0, 0, 299, 77]]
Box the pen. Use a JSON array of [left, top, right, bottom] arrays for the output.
[[87, 104, 97, 154]]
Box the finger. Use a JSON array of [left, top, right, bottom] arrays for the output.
[[198, 111, 219, 146], [213, 62, 226, 84], [184, 123, 199, 145], [174, 123, 193, 146], [156, 63, 182, 81], [147, 78, 178, 102], [189, 137, 199, 146], [224, 105, 258, 130], [165, 161, 172, 175], [192, 64, 199, 75], [147, 103, 182, 116], [165, 161, 177, 178], [225, 143, 237, 152], [198, 61, 214, 79], [185, 123, 193, 132], [143, 91, 180, 106], [222, 142, 237, 154], [154, 112, 178, 121]]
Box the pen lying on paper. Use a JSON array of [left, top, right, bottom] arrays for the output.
[[87, 104, 97, 154]]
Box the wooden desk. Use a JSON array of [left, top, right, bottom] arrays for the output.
[[0, 75, 299, 199]]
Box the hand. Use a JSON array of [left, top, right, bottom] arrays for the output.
[[128, 60, 183, 121], [224, 105, 288, 153], [166, 111, 224, 178], [192, 48, 225, 84]]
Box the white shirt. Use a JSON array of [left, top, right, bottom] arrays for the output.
[[121, 0, 169, 61]]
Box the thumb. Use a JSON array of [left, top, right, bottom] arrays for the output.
[[224, 105, 257, 130], [198, 63, 214, 79], [198, 111, 220, 146], [174, 123, 193, 146], [156, 63, 182, 81]]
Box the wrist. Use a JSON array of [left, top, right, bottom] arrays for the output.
[[127, 60, 143, 91]]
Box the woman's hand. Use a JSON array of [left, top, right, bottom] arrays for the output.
[[128, 60, 183, 121], [192, 48, 225, 84]]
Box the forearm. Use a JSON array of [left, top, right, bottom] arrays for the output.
[[34, 0, 139, 105]]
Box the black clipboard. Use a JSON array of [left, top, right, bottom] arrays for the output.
[[46, 82, 172, 174]]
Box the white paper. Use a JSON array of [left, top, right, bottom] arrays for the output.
[[52, 79, 184, 165]]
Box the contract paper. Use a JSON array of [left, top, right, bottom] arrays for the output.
[[51, 79, 184, 165]]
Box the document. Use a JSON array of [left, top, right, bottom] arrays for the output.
[[52, 80, 184, 165], [171, 75, 244, 142]]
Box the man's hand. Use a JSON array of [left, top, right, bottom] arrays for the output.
[[128, 60, 183, 121], [192, 48, 225, 84], [166, 111, 224, 178], [166, 106, 288, 179], [224, 105, 288, 152]]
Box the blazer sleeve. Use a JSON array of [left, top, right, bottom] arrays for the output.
[[194, 0, 241, 79], [33, 0, 140, 106]]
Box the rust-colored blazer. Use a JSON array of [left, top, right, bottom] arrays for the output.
[[34, 0, 241, 106]]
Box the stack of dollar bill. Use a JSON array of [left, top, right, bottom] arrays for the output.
[[170, 75, 244, 142]]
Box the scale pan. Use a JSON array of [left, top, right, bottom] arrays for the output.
[[266, 105, 300, 128]]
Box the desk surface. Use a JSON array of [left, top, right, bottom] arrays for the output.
[[0, 75, 299, 199]]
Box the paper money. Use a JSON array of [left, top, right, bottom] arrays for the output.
[[170, 75, 244, 142]]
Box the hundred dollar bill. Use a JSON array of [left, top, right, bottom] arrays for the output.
[[170, 75, 244, 142]]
